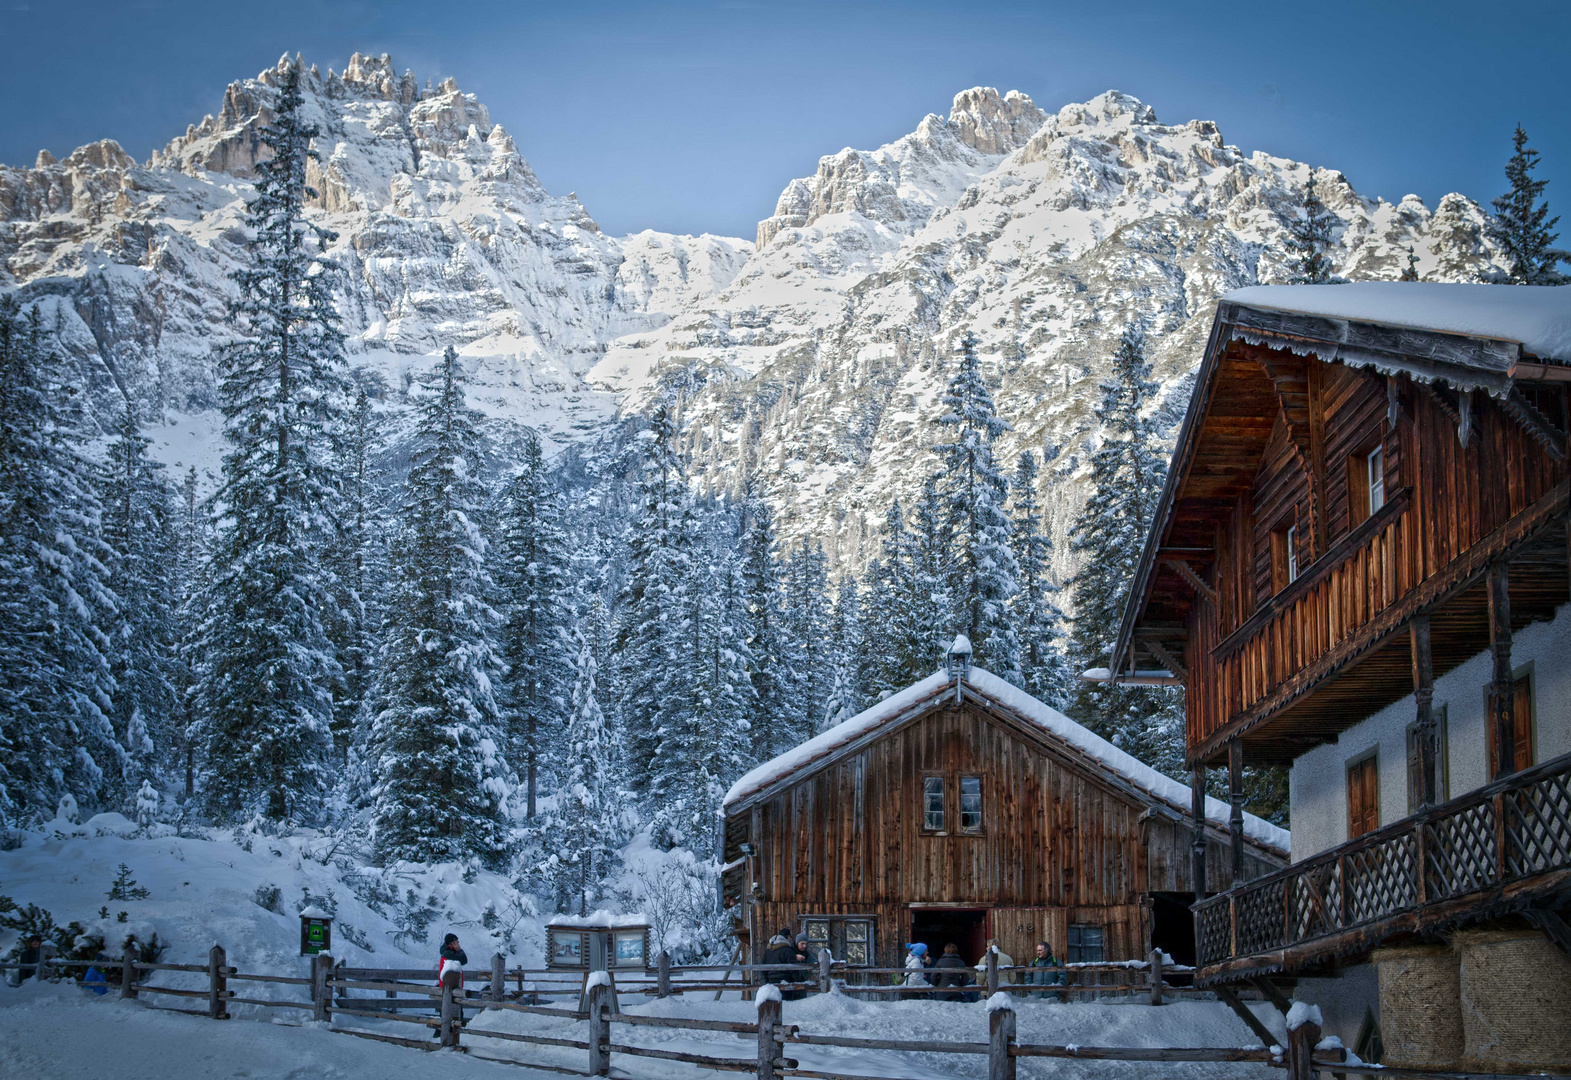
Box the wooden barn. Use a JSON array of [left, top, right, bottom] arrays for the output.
[[718, 646, 1289, 972], [1111, 283, 1571, 1067]]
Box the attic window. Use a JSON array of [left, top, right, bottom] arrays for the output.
[[922, 775, 945, 832], [1367, 446, 1385, 514], [1270, 519, 1300, 593], [959, 776, 983, 833]]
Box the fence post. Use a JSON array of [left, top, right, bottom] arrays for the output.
[[207, 945, 229, 1020], [819, 949, 832, 994], [986, 947, 1000, 995], [1148, 949, 1164, 1006], [440, 967, 461, 1048], [491, 953, 505, 1003], [988, 996, 1016, 1080], [1287, 1012, 1321, 1080], [757, 988, 782, 1080], [657, 950, 671, 998], [587, 977, 610, 1076], [120, 942, 138, 1000], [311, 953, 333, 1023]]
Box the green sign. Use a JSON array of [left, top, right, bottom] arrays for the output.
[[300, 916, 331, 956]]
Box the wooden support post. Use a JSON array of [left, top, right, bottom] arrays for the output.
[[311, 953, 333, 1023], [587, 977, 610, 1076], [986, 947, 1000, 995], [1228, 739, 1246, 888], [1215, 984, 1278, 1049], [490, 953, 505, 1003], [1411, 615, 1438, 808], [756, 991, 782, 1080], [207, 944, 229, 1020], [1148, 949, 1164, 1006], [988, 998, 1017, 1080], [818, 949, 832, 994], [657, 950, 671, 998], [120, 942, 138, 1000], [440, 967, 460, 1049], [1488, 562, 1516, 780], [1190, 764, 1208, 902], [1287, 1014, 1321, 1080]]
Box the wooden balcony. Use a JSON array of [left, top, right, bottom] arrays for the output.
[[1193, 750, 1571, 984]]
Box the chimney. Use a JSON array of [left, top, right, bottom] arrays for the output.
[[946, 634, 973, 700]]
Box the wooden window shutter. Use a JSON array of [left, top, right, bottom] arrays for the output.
[[1511, 676, 1534, 773], [1348, 756, 1378, 840]]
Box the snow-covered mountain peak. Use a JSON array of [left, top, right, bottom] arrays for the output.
[[946, 86, 1047, 154]]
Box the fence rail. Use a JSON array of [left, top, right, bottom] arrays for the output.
[[9, 944, 1569, 1079], [1194, 750, 1571, 980]]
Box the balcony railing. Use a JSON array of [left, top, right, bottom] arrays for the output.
[[1194, 750, 1571, 981]]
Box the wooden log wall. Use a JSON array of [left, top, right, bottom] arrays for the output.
[[1185, 353, 1567, 760]]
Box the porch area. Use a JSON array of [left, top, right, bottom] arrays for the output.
[[1193, 749, 1571, 984]]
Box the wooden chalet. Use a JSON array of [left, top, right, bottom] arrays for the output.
[[718, 650, 1288, 974], [1113, 283, 1571, 1061]]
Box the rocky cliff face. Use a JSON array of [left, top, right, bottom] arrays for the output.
[[590, 88, 1503, 579], [0, 65, 1502, 582]]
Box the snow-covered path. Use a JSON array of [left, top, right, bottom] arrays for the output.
[[2, 978, 1288, 1080]]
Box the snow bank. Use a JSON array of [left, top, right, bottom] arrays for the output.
[[1225, 283, 1571, 362], [728, 666, 1289, 854]]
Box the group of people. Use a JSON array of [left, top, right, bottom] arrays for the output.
[[902, 938, 1066, 1001], [760, 928, 820, 999]]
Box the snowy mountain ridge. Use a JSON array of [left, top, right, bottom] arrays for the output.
[[0, 55, 1506, 579]]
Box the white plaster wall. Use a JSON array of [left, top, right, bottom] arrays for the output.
[[1288, 601, 1570, 862]]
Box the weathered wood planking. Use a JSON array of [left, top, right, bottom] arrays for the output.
[[733, 700, 1278, 969]]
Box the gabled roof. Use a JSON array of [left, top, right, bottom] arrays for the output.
[[1111, 284, 1571, 694], [722, 666, 1290, 856]]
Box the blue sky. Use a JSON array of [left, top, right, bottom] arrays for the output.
[[2, 1, 1566, 239]]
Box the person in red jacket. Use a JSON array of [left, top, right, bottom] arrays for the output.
[[434, 933, 468, 1038]]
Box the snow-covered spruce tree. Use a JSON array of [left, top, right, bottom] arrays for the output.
[[174, 465, 205, 798], [858, 499, 915, 698], [1487, 125, 1569, 285], [1400, 246, 1421, 282], [325, 387, 378, 759], [102, 404, 181, 799], [192, 62, 346, 822], [741, 495, 788, 762], [539, 619, 621, 915], [649, 549, 753, 857], [496, 429, 569, 818], [1010, 450, 1071, 708], [819, 577, 864, 732], [908, 476, 956, 677], [370, 346, 511, 867], [613, 405, 693, 793], [0, 298, 120, 825], [1066, 329, 1182, 777], [1285, 172, 1341, 285], [934, 333, 1021, 682], [779, 542, 832, 746]]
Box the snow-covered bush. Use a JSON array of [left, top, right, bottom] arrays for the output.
[[615, 844, 732, 963]]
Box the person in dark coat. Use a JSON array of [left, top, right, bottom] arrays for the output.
[[434, 933, 469, 1038], [762, 929, 803, 998], [931, 943, 972, 1002], [1025, 940, 1066, 1000], [17, 935, 42, 982]]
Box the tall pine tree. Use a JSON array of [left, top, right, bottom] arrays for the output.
[[0, 298, 119, 825], [741, 496, 789, 762], [370, 347, 511, 866], [496, 430, 569, 818], [1010, 450, 1070, 707], [1066, 329, 1182, 776], [1487, 125, 1569, 285], [934, 333, 1020, 682], [1285, 172, 1341, 285], [192, 61, 346, 821]]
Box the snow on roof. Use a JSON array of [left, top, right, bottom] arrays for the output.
[[949, 633, 973, 654], [723, 666, 1290, 855], [1224, 283, 1571, 363], [545, 909, 648, 929]]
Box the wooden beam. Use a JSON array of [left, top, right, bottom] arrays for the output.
[[1488, 562, 1515, 781], [1213, 985, 1278, 1048], [1144, 638, 1189, 683], [1410, 615, 1438, 810], [1307, 357, 1329, 556], [1228, 740, 1246, 888], [1164, 558, 1219, 608], [1504, 388, 1568, 462], [1526, 907, 1571, 960], [1247, 976, 1293, 1017], [1191, 764, 1209, 902]]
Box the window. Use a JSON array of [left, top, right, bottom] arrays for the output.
[[800, 917, 875, 966], [1367, 446, 1385, 515], [959, 776, 983, 832], [1406, 706, 1449, 813], [1067, 924, 1104, 963], [1487, 670, 1535, 778], [1286, 524, 1299, 582], [1270, 520, 1299, 594], [1347, 753, 1379, 839], [922, 775, 945, 832]]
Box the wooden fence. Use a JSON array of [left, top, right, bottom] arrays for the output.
[[7, 947, 1568, 1079]]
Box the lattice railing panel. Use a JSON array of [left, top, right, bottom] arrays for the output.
[[1195, 900, 1233, 968], [1504, 768, 1571, 877], [1345, 832, 1418, 923], [1425, 800, 1497, 897], [1290, 861, 1343, 943], [1234, 881, 1286, 955]]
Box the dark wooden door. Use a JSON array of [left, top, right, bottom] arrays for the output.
[[1347, 756, 1379, 839], [1489, 677, 1535, 777]]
